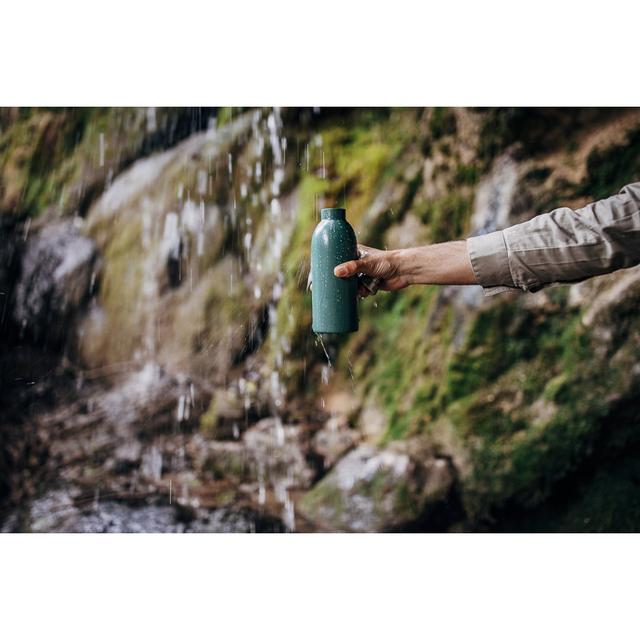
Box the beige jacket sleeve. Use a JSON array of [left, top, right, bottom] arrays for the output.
[[467, 182, 640, 293]]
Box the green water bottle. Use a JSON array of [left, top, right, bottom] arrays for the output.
[[311, 207, 358, 333]]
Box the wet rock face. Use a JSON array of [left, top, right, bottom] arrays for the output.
[[13, 222, 98, 343], [4, 107, 640, 533], [243, 418, 316, 488], [45, 363, 207, 476], [196, 417, 316, 490], [383, 213, 429, 250], [299, 443, 453, 532], [190, 416, 317, 531], [469, 153, 519, 235]]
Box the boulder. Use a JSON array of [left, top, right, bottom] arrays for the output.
[[299, 442, 453, 532], [13, 221, 99, 342]]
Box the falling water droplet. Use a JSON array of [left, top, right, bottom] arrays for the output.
[[315, 333, 333, 369], [99, 132, 105, 167], [177, 394, 186, 422]]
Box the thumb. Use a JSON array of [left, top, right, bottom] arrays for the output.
[[334, 259, 362, 278]]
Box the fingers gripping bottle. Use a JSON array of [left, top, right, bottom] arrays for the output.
[[311, 208, 359, 333]]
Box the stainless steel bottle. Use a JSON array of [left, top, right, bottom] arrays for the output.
[[311, 208, 358, 333]]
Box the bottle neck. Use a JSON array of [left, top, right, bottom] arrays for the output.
[[321, 208, 346, 221]]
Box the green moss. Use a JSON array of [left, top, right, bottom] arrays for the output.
[[453, 317, 617, 521], [418, 284, 639, 524], [0, 108, 129, 218], [344, 284, 454, 443], [445, 298, 582, 403], [199, 397, 218, 435], [446, 303, 528, 401], [542, 373, 570, 403], [453, 163, 479, 186], [394, 482, 420, 519], [299, 479, 346, 523], [215, 107, 235, 127]]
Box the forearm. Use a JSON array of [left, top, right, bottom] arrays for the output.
[[467, 182, 640, 293], [341, 184, 640, 296], [392, 241, 477, 286]]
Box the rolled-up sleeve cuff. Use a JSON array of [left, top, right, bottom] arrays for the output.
[[466, 230, 516, 293]]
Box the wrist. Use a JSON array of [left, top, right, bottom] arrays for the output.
[[387, 249, 407, 280], [388, 247, 423, 286]]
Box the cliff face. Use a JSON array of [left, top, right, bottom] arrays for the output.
[[1, 107, 640, 532]]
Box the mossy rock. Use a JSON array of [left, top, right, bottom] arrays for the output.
[[299, 443, 452, 532]]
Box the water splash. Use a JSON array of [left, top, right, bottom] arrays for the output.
[[315, 332, 333, 369]]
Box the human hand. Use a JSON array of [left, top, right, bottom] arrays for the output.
[[334, 240, 477, 297], [334, 244, 410, 298]]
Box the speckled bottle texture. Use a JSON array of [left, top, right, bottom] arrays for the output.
[[311, 208, 359, 333]]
